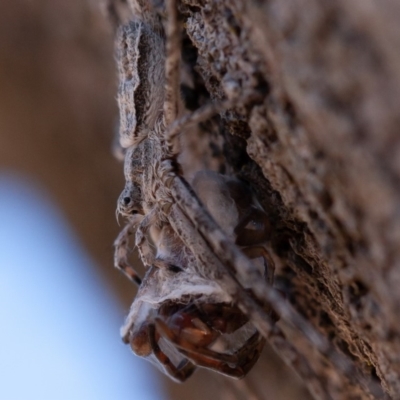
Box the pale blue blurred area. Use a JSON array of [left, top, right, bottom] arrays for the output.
[[0, 173, 165, 400]]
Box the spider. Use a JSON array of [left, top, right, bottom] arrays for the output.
[[118, 173, 275, 381], [111, 0, 280, 381]]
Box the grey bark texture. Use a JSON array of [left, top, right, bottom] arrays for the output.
[[1, 0, 399, 399]]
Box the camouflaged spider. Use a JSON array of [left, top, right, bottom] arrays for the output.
[[113, 0, 276, 381]]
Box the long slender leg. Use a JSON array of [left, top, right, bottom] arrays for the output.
[[114, 217, 142, 286], [241, 245, 275, 286], [167, 200, 274, 329], [135, 211, 157, 268], [155, 318, 238, 364], [166, 92, 264, 157], [157, 317, 265, 378], [178, 349, 245, 379], [166, 99, 233, 156], [165, 197, 371, 392], [164, 0, 181, 127], [242, 245, 278, 321], [233, 334, 266, 376], [179, 335, 265, 379], [114, 209, 158, 285], [149, 325, 196, 382], [234, 208, 272, 247], [168, 177, 268, 293]]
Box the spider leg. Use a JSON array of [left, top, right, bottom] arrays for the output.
[[242, 245, 278, 321], [114, 216, 142, 286], [166, 98, 239, 157], [232, 333, 266, 378], [167, 201, 280, 341], [155, 318, 238, 365], [168, 177, 267, 292], [234, 208, 272, 247], [178, 349, 246, 379], [178, 333, 265, 379], [166, 92, 264, 157], [166, 188, 374, 392], [149, 325, 196, 382], [164, 0, 181, 127], [135, 209, 158, 268], [233, 204, 275, 285], [156, 317, 265, 378], [167, 177, 283, 327], [241, 245, 275, 286]]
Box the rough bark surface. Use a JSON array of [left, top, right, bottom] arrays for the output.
[[1, 0, 399, 399]]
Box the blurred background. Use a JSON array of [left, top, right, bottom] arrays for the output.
[[0, 1, 309, 399]]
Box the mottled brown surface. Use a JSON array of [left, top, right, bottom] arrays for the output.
[[2, 0, 400, 399]]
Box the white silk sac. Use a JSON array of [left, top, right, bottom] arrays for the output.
[[121, 262, 232, 340]]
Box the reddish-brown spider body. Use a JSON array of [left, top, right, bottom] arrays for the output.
[[123, 265, 267, 382]]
